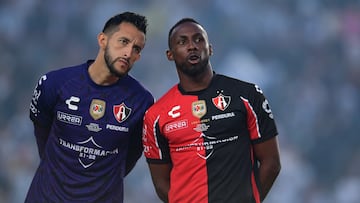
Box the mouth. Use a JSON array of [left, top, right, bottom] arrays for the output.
[[117, 58, 129, 66], [187, 53, 200, 64]]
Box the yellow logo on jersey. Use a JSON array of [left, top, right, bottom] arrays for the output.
[[89, 99, 106, 120], [192, 100, 207, 118]]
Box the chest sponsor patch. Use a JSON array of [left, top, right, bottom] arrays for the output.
[[192, 100, 207, 118], [90, 99, 106, 120], [57, 111, 82, 125], [59, 137, 118, 169], [164, 119, 188, 133]]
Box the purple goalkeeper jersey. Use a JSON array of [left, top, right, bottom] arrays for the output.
[[26, 61, 154, 202]]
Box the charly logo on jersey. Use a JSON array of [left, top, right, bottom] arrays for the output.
[[212, 92, 231, 111], [168, 105, 181, 118], [66, 96, 80, 111], [113, 102, 131, 123], [90, 99, 106, 120], [192, 100, 207, 118]]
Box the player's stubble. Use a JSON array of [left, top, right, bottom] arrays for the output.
[[104, 45, 130, 78]]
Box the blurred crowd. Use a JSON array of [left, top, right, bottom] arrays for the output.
[[0, 0, 359, 202]]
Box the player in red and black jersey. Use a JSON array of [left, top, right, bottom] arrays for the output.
[[142, 18, 281, 203]]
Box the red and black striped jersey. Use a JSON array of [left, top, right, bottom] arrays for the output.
[[143, 73, 278, 203]]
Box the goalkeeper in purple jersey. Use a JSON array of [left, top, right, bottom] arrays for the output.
[[26, 12, 154, 202]]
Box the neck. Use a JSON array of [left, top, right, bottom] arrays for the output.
[[178, 65, 214, 92], [88, 55, 119, 86]]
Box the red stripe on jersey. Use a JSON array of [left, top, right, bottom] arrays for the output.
[[143, 85, 209, 202], [154, 115, 162, 159], [143, 114, 162, 160], [250, 145, 261, 203], [241, 97, 261, 140]]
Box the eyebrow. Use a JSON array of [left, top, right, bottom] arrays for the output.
[[120, 36, 144, 50]]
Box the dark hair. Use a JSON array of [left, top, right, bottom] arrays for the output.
[[168, 18, 201, 48], [102, 12, 148, 35]]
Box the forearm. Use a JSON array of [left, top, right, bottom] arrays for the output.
[[154, 182, 169, 203], [125, 127, 143, 176], [124, 149, 142, 176], [148, 163, 171, 203], [258, 160, 281, 201]]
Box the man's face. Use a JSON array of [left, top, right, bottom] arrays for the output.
[[167, 22, 212, 77], [104, 22, 145, 77]]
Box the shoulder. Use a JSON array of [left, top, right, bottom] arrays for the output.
[[215, 73, 259, 94], [43, 63, 87, 86], [125, 74, 154, 100], [154, 85, 179, 106], [146, 85, 179, 116], [34, 63, 87, 94], [47, 63, 86, 79], [216, 74, 254, 87]]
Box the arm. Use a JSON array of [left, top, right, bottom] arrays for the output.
[[125, 123, 144, 176], [253, 136, 281, 201], [33, 123, 51, 159], [147, 163, 172, 203]]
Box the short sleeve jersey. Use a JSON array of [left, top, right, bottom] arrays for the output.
[[143, 74, 278, 203], [27, 61, 154, 202]]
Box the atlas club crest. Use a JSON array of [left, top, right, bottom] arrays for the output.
[[212, 93, 231, 111], [113, 102, 131, 123]]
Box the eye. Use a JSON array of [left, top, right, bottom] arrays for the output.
[[195, 36, 203, 43], [119, 38, 129, 45], [178, 39, 186, 45], [133, 46, 142, 54]]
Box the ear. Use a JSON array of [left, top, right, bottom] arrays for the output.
[[98, 32, 107, 49], [166, 50, 174, 61], [209, 44, 213, 56]]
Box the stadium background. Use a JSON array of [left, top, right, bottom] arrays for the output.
[[0, 0, 359, 202]]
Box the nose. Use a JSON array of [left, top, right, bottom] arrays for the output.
[[188, 40, 198, 50], [123, 44, 133, 57]]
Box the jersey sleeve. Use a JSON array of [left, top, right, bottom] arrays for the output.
[[29, 73, 58, 127], [241, 84, 278, 143], [142, 110, 171, 164], [125, 95, 155, 175]]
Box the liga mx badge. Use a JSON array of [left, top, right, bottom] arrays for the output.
[[90, 99, 106, 120], [192, 100, 207, 118], [113, 102, 131, 123], [212, 93, 231, 111]]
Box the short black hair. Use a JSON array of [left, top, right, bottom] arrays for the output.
[[102, 12, 148, 35], [168, 18, 202, 49]]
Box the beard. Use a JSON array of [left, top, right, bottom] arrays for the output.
[[104, 46, 127, 78], [176, 56, 209, 77]]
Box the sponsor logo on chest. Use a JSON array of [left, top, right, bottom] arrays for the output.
[[164, 119, 188, 133], [192, 100, 207, 118], [57, 111, 82, 125], [89, 99, 106, 120]]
